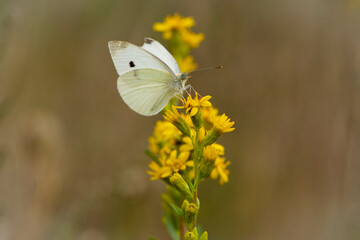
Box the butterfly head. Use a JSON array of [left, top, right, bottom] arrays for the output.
[[177, 73, 188, 81], [175, 72, 189, 88]]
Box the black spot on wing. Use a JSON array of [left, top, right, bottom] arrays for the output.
[[129, 61, 135, 67], [144, 38, 153, 44]]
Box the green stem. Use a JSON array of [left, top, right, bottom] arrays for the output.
[[193, 128, 200, 204], [180, 218, 185, 240]]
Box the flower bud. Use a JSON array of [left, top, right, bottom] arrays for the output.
[[203, 128, 221, 146], [184, 202, 198, 230], [184, 227, 198, 240], [181, 199, 190, 214], [191, 107, 203, 130], [169, 172, 194, 200], [200, 145, 218, 179]]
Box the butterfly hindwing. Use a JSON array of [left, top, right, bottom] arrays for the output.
[[117, 69, 177, 116]]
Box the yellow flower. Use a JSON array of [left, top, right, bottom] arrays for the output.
[[203, 145, 218, 162], [164, 106, 191, 137], [149, 120, 182, 156], [153, 120, 181, 142], [159, 143, 172, 156], [210, 157, 230, 185], [166, 150, 193, 174], [181, 93, 212, 117], [201, 106, 219, 128], [178, 56, 198, 73], [212, 143, 225, 156], [153, 13, 195, 40], [163, 106, 181, 124], [181, 112, 194, 128], [213, 114, 235, 133], [181, 29, 204, 48], [148, 136, 159, 155], [147, 155, 172, 180]]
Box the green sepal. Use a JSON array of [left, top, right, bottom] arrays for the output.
[[199, 231, 208, 240]]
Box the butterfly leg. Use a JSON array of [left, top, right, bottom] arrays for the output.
[[183, 85, 191, 97], [188, 85, 202, 98], [173, 92, 185, 102]]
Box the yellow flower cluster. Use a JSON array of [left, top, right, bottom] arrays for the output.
[[147, 94, 234, 185], [153, 13, 204, 72], [153, 13, 204, 47], [149, 14, 234, 239]]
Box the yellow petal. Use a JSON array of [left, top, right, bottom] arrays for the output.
[[190, 107, 198, 117], [163, 31, 172, 40], [170, 150, 177, 159], [201, 101, 212, 107], [186, 161, 194, 167], [182, 16, 195, 28], [153, 23, 168, 32], [178, 151, 190, 161]]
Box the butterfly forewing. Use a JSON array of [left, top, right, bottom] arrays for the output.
[[108, 41, 174, 77], [141, 38, 181, 74]]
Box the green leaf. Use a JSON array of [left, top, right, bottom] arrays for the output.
[[164, 214, 180, 240], [148, 237, 159, 240], [169, 202, 184, 218]]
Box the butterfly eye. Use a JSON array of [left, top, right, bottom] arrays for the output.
[[180, 73, 187, 80]]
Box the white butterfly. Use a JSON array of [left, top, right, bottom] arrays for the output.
[[108, 37, 189, 116]]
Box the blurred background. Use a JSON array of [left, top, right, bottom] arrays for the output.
[[1, 0, 360, 239]]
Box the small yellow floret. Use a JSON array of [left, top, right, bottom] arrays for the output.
[[213, 114, 235, 133], [178, 56, 198, 73], [153, 13, 195, 40], [181, 29, 205, 48], [165, 150, 193, 175], [210, 157, 230, 185]]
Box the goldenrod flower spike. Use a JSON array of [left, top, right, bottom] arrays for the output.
[[147, 13, 234, 240]]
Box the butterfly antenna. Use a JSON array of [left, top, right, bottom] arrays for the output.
[[187, 65, 223, 74]]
